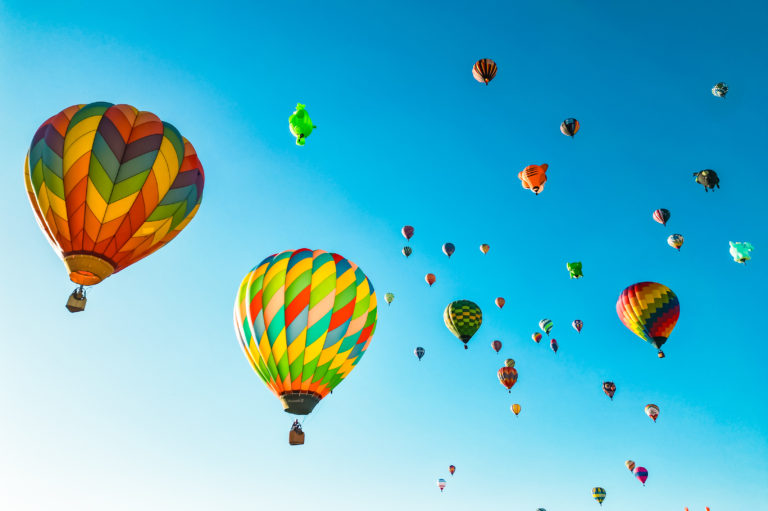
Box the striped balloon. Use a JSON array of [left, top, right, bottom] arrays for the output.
[[539, 318, 553, 335], [233, 249, 378, 415], [480, 243, 490, 254], [572, 319, 583, 333], [550, 338, 558, 353], [625, 460, 635, 472], [532, 332, 542, 343], [497, 366, 518, 392], [560, 118, 580, 137], [24, 102, 204, 287], [633, 466, 648, 485], [616, 282, 680, 357], [472, 58, 497, 85], [402, 246, 412, 258], [592, 487, 606, 505], [645, 403, 660, 422], [653, 208, 671, 226]]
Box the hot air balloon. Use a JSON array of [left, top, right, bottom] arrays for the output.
[[384, 293, 394, 306], [437, 478, 446, 492], [504, 358, 515, 368], [402, 225, 414, 241], [449, 465, 456, 476], [560, 118, 580, 138], [498, 366, 518, 392], [592, 487, 606, 506], [633, 466, 648, 485], [444, 300, 482, 349], [233, 249, 378, 442], [402, 246, 412, 258], [567, 262, 583, 279], [539, 319, 553, 335], [511, 403, 521, 416], [519, 164, 549, 195], [616, 282, 679, 358], [414, 347, 425, 360], [442, 243, 455, 258], [729, 241, 753, 264], [572, 320, 583, 333], [550, 339, 558, 353], [426, 273, 436, 286], [472, 58, 497, 85], [492, 340, 502, 353], [480, 243, 490, 254], [602, 381, 616, 400], [693, 169, 720, 192], [712, 82, 728, 97], [288, 103, 315, 145], [532, 332, 542, 343], [625, 460, 635, 472], [25, 102, 205, 313], [653, 209, 671, 226], [645, 404, 660, 422], [537, 509, 547, 511], [668, 234, 684, 251], [495, 297, 505, 309]]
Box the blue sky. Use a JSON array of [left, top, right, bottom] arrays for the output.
[[1, 1, 766, 509]]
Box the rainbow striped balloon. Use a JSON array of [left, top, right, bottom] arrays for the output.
[[234, 249, 378, 415], [24, 102, 204, 286], [616, 282, 679, 356]]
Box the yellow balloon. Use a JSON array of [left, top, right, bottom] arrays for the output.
[[504, 358, 515, 368], [511, 404, 521, 416]]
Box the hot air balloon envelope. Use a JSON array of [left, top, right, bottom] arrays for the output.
[[495, 297, 505, 309], [492, 340, 502, 353], [539, 319, 553, 335], [633, 466, 648, 485], [442, 243, 455, 258], [414, 347, 425, 360], [653, 209, 671, 226], [472, 58, 497, 84], [572, 319, 583, 333], [444, 300, 482, 349], [560, 118, 580, 137], [401, 225, 414, 241], [426, 273, 436, 286], [729, 241, 753, 263], [480, 243, 490, 254], [519, 164, 549, 195], [288, 103, 315, 145], [567, 262, 583, 278], [616, 282, 679, 356], [498, 366, 518, 391]]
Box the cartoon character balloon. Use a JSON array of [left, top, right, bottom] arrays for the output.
[[602, 381, 616, 400], [288, 103, 315, 145], [560, 118, 580, 138], [444, 300, 482, 349], [616, 282, 679, 358], [472, 58, 497, 85], [25, 102, 205, 312], [234, 249, 377, 416], [729, 241, 753, 264], [519, 164, 549, 195], [645, 404, 660, 422], [693, 169, 720, 192], [567, 262, 583, 278]]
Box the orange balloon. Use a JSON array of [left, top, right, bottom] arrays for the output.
[[518, 164, 548, 195], [425, 273, 436, 286], [495, 297, 505, 309]]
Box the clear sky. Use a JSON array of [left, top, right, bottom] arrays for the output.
[[1, 1, 766, 510]]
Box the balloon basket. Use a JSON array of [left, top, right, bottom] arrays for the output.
[[65, 287, 87, 313], [289, 430, 305, 445]]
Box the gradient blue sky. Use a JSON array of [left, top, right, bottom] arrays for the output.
[[1, 1, 766, 510]]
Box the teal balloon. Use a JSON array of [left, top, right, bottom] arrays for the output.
[[289, 103, 316, 145]]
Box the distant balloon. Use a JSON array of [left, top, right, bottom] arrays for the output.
[[449, 465, 455, 476], [693, 169, 720, 192], [402, 246, 412, 258], [616, 282, 679, 358], [625, 460, 635, 472], [444, 300, 482, 349], [645, 404, 660, 422], [288, 103, 315, 146], [472, 58, 497, 85], [504, 358, 515, 368], [480, 244, 490, 254], [498, 366, 519, 392], [592, 487, 606, 506], [567, 262, 583, 279], [712, 82, 728, 97], [729, 241, 753, 264], [532, 332, 542, 343], [602, 381, 616, 400], [385, 293, 394, 306], [414, 347, 425, 361], [492, 340, 502, 353], [539, 319, 553, 335], [560, 118, 580, 138], [426, 273, 436, 286], [437, 478, 446, 492], [572, 319, 583, 333], [495, 297, 505, 309], [519, 164, 549, 195], [401, 225, 414, 241], [668, 234, 684, 251], [550, 338, 558, 353], [511, 403, 521, 416], [653, 209, 671, 226], [442, 243, 455, 258], [633, 466, 648, 486]]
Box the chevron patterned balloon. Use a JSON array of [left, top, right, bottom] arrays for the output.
[[234, 249, 378, 415], [616, 282, 680, 357], [444, 300, 482, 349], [24, 102, 204, 287]]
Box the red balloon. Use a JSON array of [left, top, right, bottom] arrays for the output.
[[492, 340, 502, 353]]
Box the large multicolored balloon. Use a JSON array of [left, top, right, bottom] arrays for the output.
[[653, 209, 671, 226], [401, 225, 414, 241], [567, 262, 583, 278], [472, 58, 497, 85], [616, 282, 680, 358], [633, 466, 648, 485], [24, 102, 205, 305], [729, 241, 753, 264], [402, 246, 412, 258], [560, 118, 580, 138], [532, 332, 542, 343], [288, 103, 315, 145], [511, 403, 521, 416], [592, 487, 606, 506], [539, 319, 553, 335], [495, 297, 505, 309], [233, 249, 378, 416], [444, 300, 482, 349], [449, 465, 455, 476], [668, 234, 684, 251], [602, 381, 616, 400], [550, 338, 558, 353], [414, 346, 425, 360], [442, 242, 455, 258], [712, 82, 728, 98], [492, 340, 502, 353], [498, 366, 518, 392], [693, 169, 720, 192], [480, 243, 490, 254], [572, 319, 583, 333], [437, 478, 446, 492], [519, 164, 549, 195], [426, 273, 436, 286], [625, 460, 635, 472], [645, 404, 660, 422]]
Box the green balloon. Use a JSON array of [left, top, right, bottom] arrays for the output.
[[567, 261, 583, 278], [444, 300, 482, 349], [385, 292, 395, 305], [289, 103, 316, 146]]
